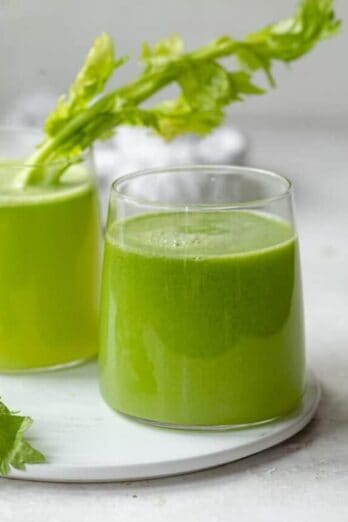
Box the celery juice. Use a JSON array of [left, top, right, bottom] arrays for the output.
[[0, 165, 101, 371], [100, 211, 305, 427]]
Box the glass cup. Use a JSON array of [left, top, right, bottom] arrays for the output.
[[0, 128, 102, 371], [99, 165, 305, 429]]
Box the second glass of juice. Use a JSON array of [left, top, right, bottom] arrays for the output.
[[100, 165, 306, 429], [0, 129, 102, 371]]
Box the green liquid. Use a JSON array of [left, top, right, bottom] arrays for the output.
[[0, 166, 101, 371], [100, 211, 305, 426]]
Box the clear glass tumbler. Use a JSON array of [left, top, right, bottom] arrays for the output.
[[99, 165, 305, 429], [0, 128, 102, 371]]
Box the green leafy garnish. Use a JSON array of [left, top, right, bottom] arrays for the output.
[[44, 33, 123, 139], [0, 399, 45, 476], [16, 0, 340, 186]]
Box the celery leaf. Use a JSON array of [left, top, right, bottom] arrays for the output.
[[0, 399, 45, 477]]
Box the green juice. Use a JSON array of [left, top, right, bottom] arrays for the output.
[[0, 165, 101, 371], [100, 211, 305, 427]]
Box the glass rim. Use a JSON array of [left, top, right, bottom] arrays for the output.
[[0, 126, 88, 168], [111, 165, 293, 210]]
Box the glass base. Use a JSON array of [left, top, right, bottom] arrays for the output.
[[114, 408, 300, 432], [0, 355, 96, 374]]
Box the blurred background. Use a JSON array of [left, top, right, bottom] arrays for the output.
[[0, 0, 347, 123]]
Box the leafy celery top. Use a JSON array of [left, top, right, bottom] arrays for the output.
[[15, 0, 340, 187]]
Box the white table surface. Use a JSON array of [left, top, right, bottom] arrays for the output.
[[1, 114, 347, 521]]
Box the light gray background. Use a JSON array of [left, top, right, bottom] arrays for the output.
[[0, 0, 346, 122]]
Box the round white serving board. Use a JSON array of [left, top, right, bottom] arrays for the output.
[[0, 363, 320, 483]]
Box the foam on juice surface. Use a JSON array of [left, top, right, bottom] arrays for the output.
[[108, 211, 295, 258]]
